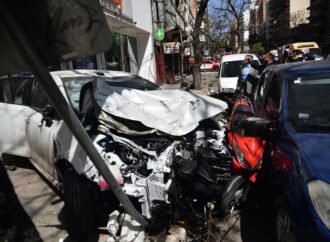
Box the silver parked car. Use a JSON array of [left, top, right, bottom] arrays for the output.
[[0, 70, 230, 238]]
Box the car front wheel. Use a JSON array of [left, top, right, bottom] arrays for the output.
[[63, 167, 98, 238], [274, 196, 297, 242]]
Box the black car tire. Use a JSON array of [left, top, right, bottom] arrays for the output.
[[63, 167, 97, 238], [274, 195, 297, 242], [218, 175, 245, 216]]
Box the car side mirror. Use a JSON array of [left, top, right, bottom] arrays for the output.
[[240, 116, 278, 137], [40, 105, 55, 127]]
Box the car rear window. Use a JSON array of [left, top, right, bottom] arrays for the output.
[[221, 60, 259, 78]]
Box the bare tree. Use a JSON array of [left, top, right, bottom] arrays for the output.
[[213, 0, 250, 53], [192, 0, 209, 90], [208, 7, 232, 54]]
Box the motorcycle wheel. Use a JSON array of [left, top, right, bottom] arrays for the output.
[[274, 195, 297, 242], [218, 175, 245, 216]]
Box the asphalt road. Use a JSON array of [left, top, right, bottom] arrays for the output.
[[6, 72, 274, 242]]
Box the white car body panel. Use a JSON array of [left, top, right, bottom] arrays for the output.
[[26, 112, 58, 178], [0, 104, 35, 158], [218, 77, 238, 93]]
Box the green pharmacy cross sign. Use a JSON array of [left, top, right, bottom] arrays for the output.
[[155, 27, 165, 41]]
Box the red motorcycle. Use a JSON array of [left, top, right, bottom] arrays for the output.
[[219, 94, 271, 214]]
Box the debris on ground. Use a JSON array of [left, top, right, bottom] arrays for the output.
[[107, 210, 145, 242]]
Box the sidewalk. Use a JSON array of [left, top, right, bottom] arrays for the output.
[[160, 72, 219, 95]]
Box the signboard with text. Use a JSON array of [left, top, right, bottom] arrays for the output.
[[99, 0, 122, 13], [163, 42, 181, 54]]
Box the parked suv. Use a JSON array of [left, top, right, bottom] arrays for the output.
[[251, 61, 330, 241]]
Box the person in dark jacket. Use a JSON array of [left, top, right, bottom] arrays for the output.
[[251, 53, 275, 73]]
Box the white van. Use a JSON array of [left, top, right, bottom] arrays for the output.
[[218, 54, 260, 94]]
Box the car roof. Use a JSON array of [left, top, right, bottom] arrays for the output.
[[50, 69, 134, 79], [264, 60, 330, 76], [221, 54, 259, 62]]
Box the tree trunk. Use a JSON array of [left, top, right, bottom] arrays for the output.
[[192, 0, 209, 90], [236, 28, 242, 53], [237, 35, 242, 53], [192, 38, 202, 89]]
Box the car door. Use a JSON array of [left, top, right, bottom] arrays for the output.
[[25, 81, 59, 178], [262, 75, 299, 199], [0, 77, 36, 158]]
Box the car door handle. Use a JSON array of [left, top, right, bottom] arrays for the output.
[[39, 116, 53, 127], [25, 117, 30, 124]]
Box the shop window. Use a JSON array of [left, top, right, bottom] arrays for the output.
[[105, 32, 122, 71], [72, 56, 97, 69]]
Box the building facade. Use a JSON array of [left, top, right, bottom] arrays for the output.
[[62, 0, 156, 82], [152, 0, 196, 84], [309, 0, 330, 55], [250, 0, 312, 49], [268, 0, 290, 47], [243, 9, 251, 52], [249, 0, 271, 49]]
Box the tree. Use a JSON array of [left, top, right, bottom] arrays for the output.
[[250, 42, 265, 55], [213, 0, 250, 53], [192, 0, 209, 90], [208, 6, 233, 55]]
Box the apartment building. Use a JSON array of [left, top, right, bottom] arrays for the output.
[[152, 0, 196, 84], [309, 0, 330, 55]]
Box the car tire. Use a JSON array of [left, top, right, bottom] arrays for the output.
[[63, 167, 97, 238], [274, 195, 297, 242], [218, 175, 245, 216]]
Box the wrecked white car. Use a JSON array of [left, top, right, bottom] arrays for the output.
[[0, 70, 231, 238]]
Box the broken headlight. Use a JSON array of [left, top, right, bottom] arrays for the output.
[[233, 140, 251, 169]]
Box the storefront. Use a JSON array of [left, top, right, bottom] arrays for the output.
[[61, 0, 156, 82]]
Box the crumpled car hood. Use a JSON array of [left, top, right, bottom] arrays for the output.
[[94, 79, 228, 136]]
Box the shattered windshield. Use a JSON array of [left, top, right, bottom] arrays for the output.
[[288, 74, 330, 132], [62, 75, 160, 111], [101, 76, 160, 91]]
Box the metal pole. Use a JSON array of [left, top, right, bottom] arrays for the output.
[[179, 29, 184, 78], [0, 0, 147, 226]]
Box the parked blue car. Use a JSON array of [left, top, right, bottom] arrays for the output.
[[252, 61, 330, 241]]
